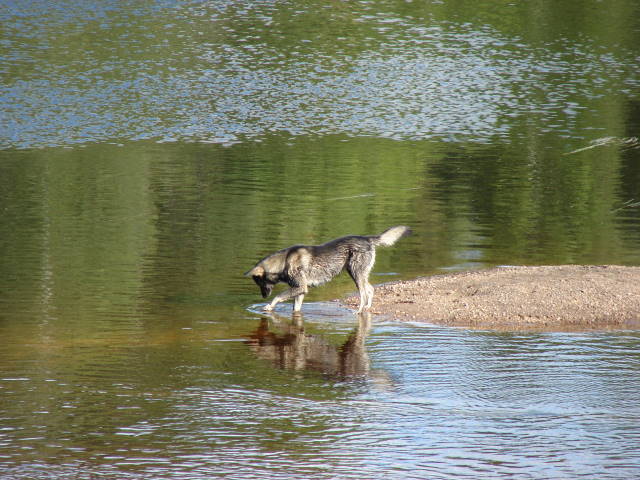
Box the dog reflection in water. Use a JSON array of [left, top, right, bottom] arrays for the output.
[[246, 312, 390, 382]]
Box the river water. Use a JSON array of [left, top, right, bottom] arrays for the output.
[[1, 0, 640, 478]]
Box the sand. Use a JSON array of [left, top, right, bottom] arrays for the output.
[[343, 265, 640, 331]]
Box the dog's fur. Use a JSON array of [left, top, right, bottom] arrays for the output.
[[245, 226, 411, 313]]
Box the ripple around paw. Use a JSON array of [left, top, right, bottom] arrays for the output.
[[246, 301, 356, 325]]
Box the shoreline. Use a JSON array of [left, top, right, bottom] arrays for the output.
[[343, 265, 640, 331]]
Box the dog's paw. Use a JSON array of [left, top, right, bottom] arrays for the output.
[[262, 304, 274, 312]]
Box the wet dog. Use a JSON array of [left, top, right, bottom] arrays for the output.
[[245, 225, 411, 313]]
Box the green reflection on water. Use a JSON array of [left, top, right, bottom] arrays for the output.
[[1, 135, 638, 328]]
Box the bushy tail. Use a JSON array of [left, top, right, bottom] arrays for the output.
[[376, 225, 412, 246]]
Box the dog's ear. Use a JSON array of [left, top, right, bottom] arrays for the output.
[[244, 265, 264, 277]]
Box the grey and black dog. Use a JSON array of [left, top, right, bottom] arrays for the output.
[[245, 225, 411, 313]]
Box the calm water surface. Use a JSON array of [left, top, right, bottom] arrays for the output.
[[2, 0, 640, 478]]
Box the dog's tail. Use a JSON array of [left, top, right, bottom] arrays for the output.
[[375, 225, 412, 246]]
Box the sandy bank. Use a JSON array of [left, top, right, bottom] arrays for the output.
[[344, 265, 640, 331]]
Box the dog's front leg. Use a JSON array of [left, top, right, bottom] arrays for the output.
[[263, 285, 308, 312], [293, 294, 305, 313], [263, 269, 308, 312]]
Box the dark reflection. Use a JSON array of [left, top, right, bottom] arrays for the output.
[[619, 100, 640, 226], [246, 313, 373, 379]]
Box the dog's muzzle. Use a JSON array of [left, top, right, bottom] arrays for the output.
[[260, 283, 273, 298]]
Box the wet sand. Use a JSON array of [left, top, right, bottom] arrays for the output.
[[343, 265, 640, 331]]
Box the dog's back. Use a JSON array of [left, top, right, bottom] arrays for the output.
[[311, 225, 411, 256], [305, 235, 371, 286], [299, 226, 412, 288]]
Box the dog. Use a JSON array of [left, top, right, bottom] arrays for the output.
[[245, 225, 411, 313]]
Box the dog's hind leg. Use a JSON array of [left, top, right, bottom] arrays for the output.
[[365, 283, 374, 309], [347, 250, 375, 313], [355, 280, 375, 313], [355, 283, 367, 313]]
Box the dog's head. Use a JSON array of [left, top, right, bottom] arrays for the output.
[[244, 265, 278, 298]]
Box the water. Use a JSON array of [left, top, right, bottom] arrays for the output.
[[2, 308, 640, 479], [1, 0, 640, 478]]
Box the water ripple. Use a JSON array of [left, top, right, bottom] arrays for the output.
[[2, 324, 640, 479], [2, 1, 639, 148]]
